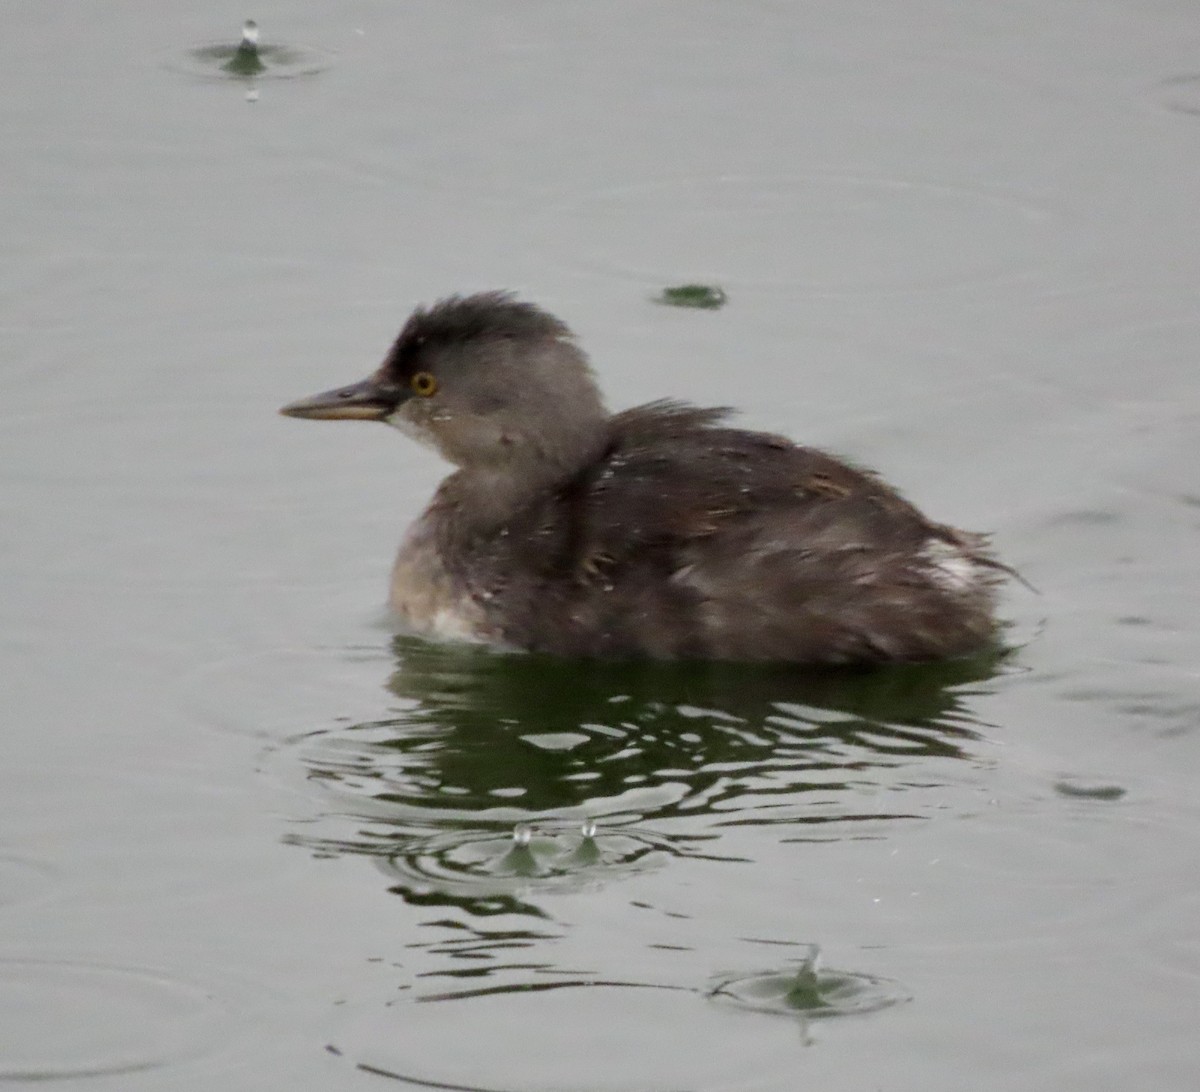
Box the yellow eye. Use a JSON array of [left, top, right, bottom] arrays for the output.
[[410, 371, 438, 397]]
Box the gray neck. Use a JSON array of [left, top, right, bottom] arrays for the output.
[[438, 428, 606, 538]]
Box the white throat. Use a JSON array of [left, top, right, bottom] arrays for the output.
[[386, 409, 443, 454]]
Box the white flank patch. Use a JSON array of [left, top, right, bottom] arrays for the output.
[[429, 606, 489, 643], [922, 539, 979, 592]]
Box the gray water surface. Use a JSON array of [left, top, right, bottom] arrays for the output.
[[3, 1, 1199, 1089]]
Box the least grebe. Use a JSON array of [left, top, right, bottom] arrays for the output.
[[281, 292, 1009, 663]]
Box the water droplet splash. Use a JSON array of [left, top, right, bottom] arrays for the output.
[[708, 945, 910, 1017], [171, 21, 332, 83], [355, 819, 684, 897], [494, 824, 540, 876], [221, 20, 265, 76]]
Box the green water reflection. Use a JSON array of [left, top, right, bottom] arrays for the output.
[[284, 638, 1007, 863]]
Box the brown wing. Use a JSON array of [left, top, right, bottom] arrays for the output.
[[552, 401, 1002, 662]]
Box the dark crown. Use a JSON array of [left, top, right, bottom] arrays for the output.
[[383, 292, 574, 379]]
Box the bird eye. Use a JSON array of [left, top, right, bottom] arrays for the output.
[[411, 371, 438, 397]]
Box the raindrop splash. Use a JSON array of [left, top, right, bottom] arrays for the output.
[[220, 20, 266, 77], [356, 820, 686, 897], [492, 823, 541, 876], [708, 945, 910, 1018], [172, 20, 332, 83]]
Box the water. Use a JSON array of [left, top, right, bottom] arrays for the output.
[[176, 20, 332, 83], [3, 2, 1199, 1089], [708, 944, 911, 1018]]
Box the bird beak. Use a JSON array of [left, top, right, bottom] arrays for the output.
[[279, 376, 397, 421]]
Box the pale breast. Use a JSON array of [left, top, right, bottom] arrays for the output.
[[387, 520, 492, 644]]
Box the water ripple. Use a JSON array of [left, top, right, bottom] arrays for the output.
[[0, 958, 230, 1081], [167, 29, 333, 82], [292, 819, 721, 899], [327, 979, 811, 1092], [708, 944, 910, 1018], [0, 853, 56, 910], [1157, 74, 1200, 118], [272, 639, 1010, 889]]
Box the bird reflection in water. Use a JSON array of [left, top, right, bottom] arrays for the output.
[[280, 636, 1010, 903]]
